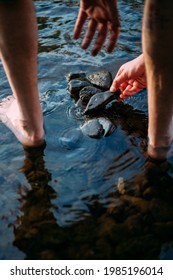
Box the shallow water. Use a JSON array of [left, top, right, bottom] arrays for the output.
[[0, 0, 173, 260]]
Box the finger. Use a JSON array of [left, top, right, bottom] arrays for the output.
[[91, 24, 108, 56], [128, 79, 135, 86], [122, 87, 141, 98], [81, 19, 97, 50], [107, 0, 120, 30], [123, 85, 136, 94], [110, 72, 127, 92], [129, 84, 143, 92], [119, 91, 137, 99], [73, 10, 87, 39], [107, 28, 120, 53], [123, 84, 139, 94], [133, 79, 146, 89], [120, 82, 129, 91], [128, 80, 145, 92], [119, 92, 130, 99], [125, 84, 134, 91], [106, 3, 120, 52]]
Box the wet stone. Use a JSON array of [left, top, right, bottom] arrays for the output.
[[117, 177, 125, 195], [87, 70, 112, 90], [66, 70, 119, 138], [68, 79, 91, 100], [80, 117, 115, 138], [80, 119, 104, 138], [75, 98, 86, 109], [79, 86, 101, 105], [66, 72, 86, 82], [84, 91, 119, 115], [97, 117, 115, 137]]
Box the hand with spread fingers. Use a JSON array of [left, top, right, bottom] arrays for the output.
[[110, 54, 147, 99], [73, 0, 120, 56]]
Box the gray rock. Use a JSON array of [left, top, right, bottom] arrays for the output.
[[66, 72, 86, 82], [87, 70, 112, 90], [68, 79, 91, 100], [84, 90, 120, 115], [79, 86, 101, 105], [97, 117, 116, 136], [80, 119, 104, 138], [80, 117, 115, 138]]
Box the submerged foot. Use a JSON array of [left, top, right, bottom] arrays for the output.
[[0, 95, 44, 147]]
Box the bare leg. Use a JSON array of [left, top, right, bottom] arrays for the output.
[[142, 0, 173, 159], [0, 0, 44, 147]]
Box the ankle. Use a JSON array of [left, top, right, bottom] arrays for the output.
[[147, 144, 171, 161], [27, 127, 44, 147], [17, 119, 44, 147], [148, 133, 173, 160]]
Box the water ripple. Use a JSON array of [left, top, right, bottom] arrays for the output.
[[66, 105, 85, 121]]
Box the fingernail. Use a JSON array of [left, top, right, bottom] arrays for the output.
[[110, 86, 115, 92], [81, 43, 87, 50]]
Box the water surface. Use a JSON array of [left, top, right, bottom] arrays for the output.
[[0, 0, 173, 260]]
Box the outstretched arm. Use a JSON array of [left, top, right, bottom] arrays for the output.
[[110, 54, 147, 99], [73, 0, 120, 56]]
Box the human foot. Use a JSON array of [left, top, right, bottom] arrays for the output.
[[148, 121, 173, 161], [0, 95, 44, 147]]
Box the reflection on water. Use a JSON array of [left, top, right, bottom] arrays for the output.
[[0, 0, 173, 260], [12, 147, 173, 260]]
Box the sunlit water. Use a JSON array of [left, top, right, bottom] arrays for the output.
[[0, 0, 173, 260]]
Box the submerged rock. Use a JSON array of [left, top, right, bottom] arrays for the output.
[[80, 117, 115, 138], [84, 90, 120, 115], [117, 177, 125, 195], [97, 117, 116, 136], [87, 70, 112, 90], [80, 119, 104, 138]]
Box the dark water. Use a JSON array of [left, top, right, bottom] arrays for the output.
[[0, 0, 173, 260]]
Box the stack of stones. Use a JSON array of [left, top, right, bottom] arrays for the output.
[[66, 70, 120, 138]]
